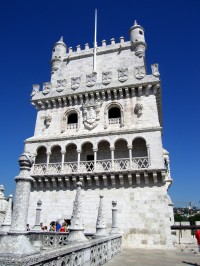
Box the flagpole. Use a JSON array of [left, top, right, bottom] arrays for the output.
[[93, 9, 97, 73]]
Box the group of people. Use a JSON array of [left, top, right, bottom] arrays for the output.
[[26, 219, 71, 232]]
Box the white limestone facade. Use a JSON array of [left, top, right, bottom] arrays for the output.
[[25, 21, 173, 248]]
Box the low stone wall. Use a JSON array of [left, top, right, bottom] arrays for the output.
[[0, 235, 122, 266]]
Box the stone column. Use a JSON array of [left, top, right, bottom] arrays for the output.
[[110, 147, 115, 170], [0, 153, 37, 255], [128, 145, 132, 168], [46, 151, 51, 171], [146, 144, 151, 166], [77, 149, 81, 171], [94, 195, 108, 238], [93, 148, 97, 171], [68, 182, 88, 242], [32, 200, 42, 231], [0, 185, 7, 225], [110, 201, 120, 234], [61, 150, 65, 171], [0, 194, 13, 232]]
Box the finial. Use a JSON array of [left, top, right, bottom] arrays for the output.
[[134, 20, 138, 26], [0, 184, 4, 191], [60, 36, 64, 42]]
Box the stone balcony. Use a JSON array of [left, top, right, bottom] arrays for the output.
[[32, 157, 149, 176]]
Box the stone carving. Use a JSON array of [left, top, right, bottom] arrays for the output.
[[71, 77, 81, 90], [151, 63, 160, 77], [32, 200, 42, 231], [134, 102, 143, 117], [44, 114, 52, 128], [102, 71, 112, 85], [83, 100, 101, 129], [31, 84, 40, 96], [42, 82, 52, 95], [68, 182, 88, 242], [118, 68, 128, 82], [86, 72, 97, 87], [134, 66, 145, 79], [56, 79, 67, 92], [110, 201, 120, 234], [94, 195, 107, 237], [0, 194, 12, 232]]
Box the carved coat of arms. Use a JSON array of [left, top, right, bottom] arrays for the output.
[[42, 82, 52, 95], [102, 71, 112, 85], [83, 100, 101, 129], [56, 79, 67, 92], [134, 66, 146, 79], [71, 77, 81, 90], [86, 73, 97, 87], [118, 68, 128, 82], [151, 64, 160, 77], [31, 84, 40, 96]]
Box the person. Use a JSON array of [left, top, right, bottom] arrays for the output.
[[59, 222, 67, 232], [56, 221, 61, 232], [49, 221, 56, 231], [195, 229, 200, 252], [26, 224, 30, 231], [43, 226, 48, 231]]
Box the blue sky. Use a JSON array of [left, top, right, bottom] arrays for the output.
[[0, 0, 199, 207]]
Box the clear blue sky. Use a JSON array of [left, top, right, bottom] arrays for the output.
[[0, 0, 199, 207]]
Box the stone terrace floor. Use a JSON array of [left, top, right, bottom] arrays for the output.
[[106, 244, 200, 266]]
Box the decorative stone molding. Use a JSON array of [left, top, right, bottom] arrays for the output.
[[42, 82, 52, 95], [71, 77, 81, 90], [31, 84, 40, 97], [86, 72, 97, 87], [44, 114, 52, 128], [134, 102, 143, 117], [83, 100, 101, 130], [118, 68, 128, 82], [0, 194, 12, 232], [151, 63, 160, 77], [104, 102, 124, 129], [134, 66, 145, 79], [56, 79, 67, 92], [102, 71, 112, 85], [61, 108, 80, 133]]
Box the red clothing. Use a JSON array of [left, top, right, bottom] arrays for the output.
[[60, 226, 66, 232], [195, 229, 200, 245]]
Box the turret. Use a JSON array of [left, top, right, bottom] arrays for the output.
[[51, 36, 67, 72], [129, 20, 147, 58]]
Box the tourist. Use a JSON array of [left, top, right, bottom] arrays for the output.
[[56, 220, 61, 231], [43, 226, 48, 231], [26, 224, 30, 231], [195, 229, 200, 252], [59, 222, 67, 232], [40, 222, 43, 230], [49, 221, 56, 231]]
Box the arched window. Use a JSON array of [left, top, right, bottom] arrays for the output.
[[108, 107, 121, 124], [61, 109, 79, 131], [67, 113, 78, 129], [35, 147, 47, 164]]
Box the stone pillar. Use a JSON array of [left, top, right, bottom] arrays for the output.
[[146, 144, 151, 166], [0, 185, 7, 225], [93, 148, 97, 171], [0, 153, 38, 255], [68, 182, 88, 242], [110, 147, 115, 169], [61, 150, 65, 171], [32, 200, 42, 231], [77, 150, 81, 171], [46, 151, 51, 171], [0, 194, 13, 232], [110, 201, 120, 234], [94, 195, 108, 238], [128, 145, 132, 168]]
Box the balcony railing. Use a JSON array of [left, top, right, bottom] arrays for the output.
[[66, 123, 77, 130], [108, 118, 121, 124], [32, 157, 149, 175]]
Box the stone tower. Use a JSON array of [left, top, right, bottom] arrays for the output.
[[26, 21, 173, 248]]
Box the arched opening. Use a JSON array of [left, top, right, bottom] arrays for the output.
[[63, 144, 77, 173], [108, 107, 121, 124], [114, 139, 129, 170], [50, 145, 62, 163], [67, 112, 78, 130], [97, 140, 111, 171], [80, 142, 94, 172], [132, 138, 148, 169], [35, 147, 47, 164]]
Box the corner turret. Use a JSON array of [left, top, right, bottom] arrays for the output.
[[51, 37, 67, 72], [129, 20, 147, 58]]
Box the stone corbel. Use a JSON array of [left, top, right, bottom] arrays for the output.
[[153, 172, 157, 184], [110, 175, 116, 186], [51, 99, 56, 108], [131, 87, 135, 97], [125, 87, 129, 98], [79, 94, 83, 104], [58, 177, 64, 188], [58, 97, 62, 107], [145, 85, 152, 97], [51, 177, 57, 188], [136, 173, 140, 185], [95, 91, 100, 101], [74, 95, 78, 105], [65, 176, 70, 187], [144, 172, 149, 185], [107, 90, 111, 100], [85, 93, 89, 102], [79, 176, 84, 187], [44, 177, 50, 188], [62, 97, 67, 107], [101, 91, 105, 100], [119, 88, 123, 99], [102, 175, 107, 186], [45, 100, 52, 109], [119, 174, 124, 186], [113, 89, 117, 100], [153, 84, 160, 95], [128, 173, 132, 185], [72, 176, 77, 186], [90, 92, 94, 101], [94, 176, 100, 187], [86, 175, 92, 187], [138, 86, 143, 97], [68, 96, 72, 106]]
